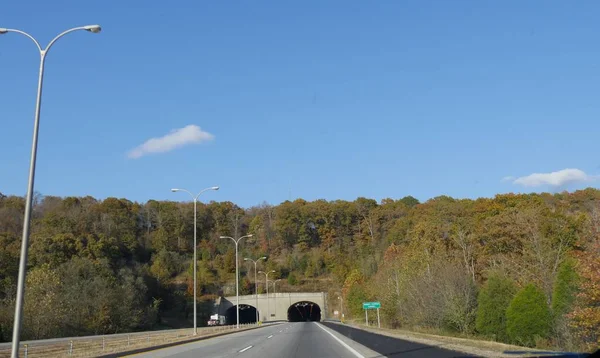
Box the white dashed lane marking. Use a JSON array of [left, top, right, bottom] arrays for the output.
[[239, 346, 253, 353]]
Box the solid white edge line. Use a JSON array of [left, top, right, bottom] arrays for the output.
[[315, 323, 365, 358], [239, 345, 253, 353]]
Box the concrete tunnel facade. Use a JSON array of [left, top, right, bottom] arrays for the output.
[[215, 292, 327, 323]]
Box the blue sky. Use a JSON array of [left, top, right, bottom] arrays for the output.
[[2, 1, 600, 208]]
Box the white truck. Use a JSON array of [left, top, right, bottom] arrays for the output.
[[207, 314, 226, 326]]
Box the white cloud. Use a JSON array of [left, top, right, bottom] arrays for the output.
[[127, 125, 214, 159], [511, 168, 596, 187], [501, 176, 515, 182]]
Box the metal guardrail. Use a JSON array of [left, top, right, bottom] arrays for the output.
[[0, 323, 259, 358]]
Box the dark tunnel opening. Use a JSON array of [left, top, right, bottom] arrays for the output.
[[287, 301, 321, 322], [224, 304, 258, 325]]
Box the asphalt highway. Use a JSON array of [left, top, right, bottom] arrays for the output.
[[129, 321, 471, 358], [321, 321, 473, 357]]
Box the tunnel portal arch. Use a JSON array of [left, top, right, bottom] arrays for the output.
[[224, 304, 258, 325], [287, 301, 321, 322]]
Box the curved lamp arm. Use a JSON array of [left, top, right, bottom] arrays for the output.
[[46, 26, 100, 53], [171, 186, 219, 201], [0, 25, 101, 55], [0, 29, 42, 52]]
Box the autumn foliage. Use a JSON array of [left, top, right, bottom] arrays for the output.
[[0, 190, 599, 352], [569, 226, 600, 350]]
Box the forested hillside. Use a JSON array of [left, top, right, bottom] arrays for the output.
[[0, 189, 598, 351]]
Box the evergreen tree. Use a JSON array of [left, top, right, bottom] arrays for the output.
[[475, 274, 516, 342], [506, 284, 552, 347], [552, 258, 578, 318]]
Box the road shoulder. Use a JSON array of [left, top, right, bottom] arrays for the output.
[[316, 322, 381, 358], [326, 321, 543, 358]]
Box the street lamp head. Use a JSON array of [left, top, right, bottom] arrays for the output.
[[83, 25, 102, 33], [243, 258, 250, 261], [247, 234, 253, 238], [0, 28, 7, 34], [171, 188, 180, 192], [270, 270, 276, 273], [219, 236, 228, 239], [258, 271, 265, 274], [211, 186, 219, 191], [260, 256, 267, 260]]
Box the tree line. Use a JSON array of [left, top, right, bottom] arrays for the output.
[[0, 190, 598, 351]]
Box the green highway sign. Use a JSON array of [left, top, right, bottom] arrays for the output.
[[362, 301, 381, 309]]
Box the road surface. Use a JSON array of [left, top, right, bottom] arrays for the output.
[[128, 322, 471, 358], [321, 322, 473, 357]]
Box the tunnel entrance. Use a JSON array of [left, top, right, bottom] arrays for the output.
[[287, 301, 321, 322], [224, 304, 258, 325]]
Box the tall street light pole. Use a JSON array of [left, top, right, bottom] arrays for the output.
[[271, 279, 281, 319], [338, 296, 344, 322], [220, 234, 253, 329], [271, 278, 282, 293], [171, 186, 219, 335], [243, 256, 266, 323], [0, 25, 101, 358], [258, 270, 276, 321]]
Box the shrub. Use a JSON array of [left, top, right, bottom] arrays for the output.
[[552, 258, 578, 318], [475, 275, 516, 342], [346, 284, 368, 319], [475, 274, 516, 342], [506, 284, 552, 347], [551, 258, 579, 348], [287, 272, 298, 286]]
